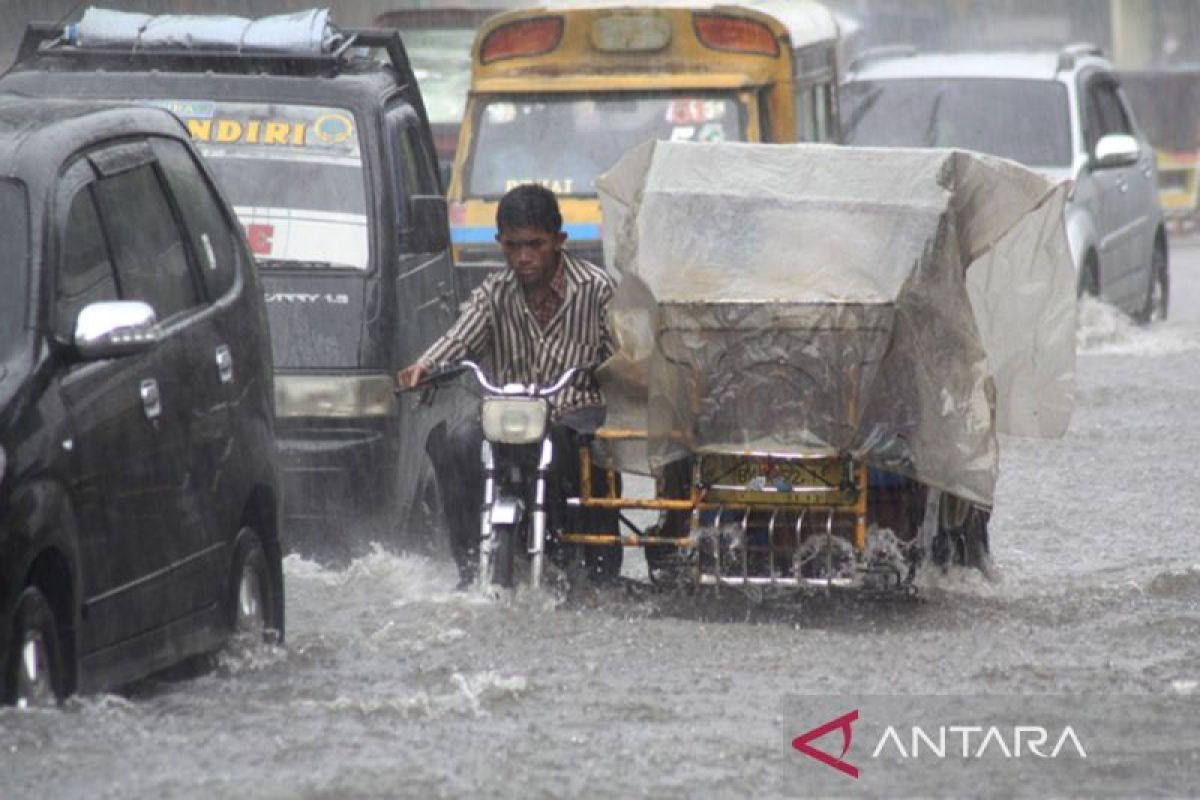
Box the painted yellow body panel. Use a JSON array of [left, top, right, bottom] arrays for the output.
[[448, 2, 841, 207], [1157, 149, 1200, 217]]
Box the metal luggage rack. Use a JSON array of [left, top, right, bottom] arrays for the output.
[[15, 22, 417, 83]]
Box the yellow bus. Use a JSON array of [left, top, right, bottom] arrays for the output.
[[447, 0, 844, 289]]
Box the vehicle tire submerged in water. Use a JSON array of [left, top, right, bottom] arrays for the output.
[[5, 586, 64, 708], [1080, 251, 1101, 299], [490, 523, 516, 589], [228, 528, 283, 645], [1136, 238, 1169, 323], [932, 501, 993, 575]]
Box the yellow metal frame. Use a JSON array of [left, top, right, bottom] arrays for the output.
[[561, 428, 869, 551]]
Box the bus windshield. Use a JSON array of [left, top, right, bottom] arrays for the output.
[[154, 100, 370, 270], [466, 92, 748, 198]]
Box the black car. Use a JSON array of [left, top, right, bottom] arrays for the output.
[[0, 95, 284, 705], [1, 9, 458, 555]]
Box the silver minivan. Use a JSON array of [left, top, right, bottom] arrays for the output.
[[842, 44, 1168, 322]]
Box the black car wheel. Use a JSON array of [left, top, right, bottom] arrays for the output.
[[228, 528, 282, 645], [1136, 240, 1169, 323], [6, 587, 64, 708]]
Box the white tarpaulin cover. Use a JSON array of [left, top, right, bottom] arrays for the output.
[[594, 141, 1076, 505]]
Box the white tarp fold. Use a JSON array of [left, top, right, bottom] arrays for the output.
[[594, 141, 1075, 505]]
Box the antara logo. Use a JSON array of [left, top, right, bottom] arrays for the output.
[[792, 710, 860, 779], [872, 724, 1088, 760], [792, 710, 1088, 779]]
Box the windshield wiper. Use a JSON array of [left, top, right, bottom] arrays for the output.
[[841, 85, 882, 140], [923, 86, 946, 148]]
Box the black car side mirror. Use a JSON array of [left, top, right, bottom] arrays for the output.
[[73, 300, 159, 360]]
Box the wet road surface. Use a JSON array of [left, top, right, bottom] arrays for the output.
[[3, 242, 1199, 799]]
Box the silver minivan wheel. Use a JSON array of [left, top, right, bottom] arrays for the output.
[[1141, 242, 1169, 323]]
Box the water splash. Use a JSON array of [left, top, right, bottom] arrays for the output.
[[283, 544, 464, 606], [216, 636, 290, 674], [1076, 297, 1200, 355]]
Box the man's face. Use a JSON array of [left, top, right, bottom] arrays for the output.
[[497, 225, 566, 288]]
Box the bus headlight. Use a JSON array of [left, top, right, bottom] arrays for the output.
[[274, 374, 394, 418], [480, 397, 549, 444]]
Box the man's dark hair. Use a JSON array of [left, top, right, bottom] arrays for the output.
[[496, 183, 562, 234]]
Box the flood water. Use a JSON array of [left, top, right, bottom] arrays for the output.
[[3, 243, 1199, 799]]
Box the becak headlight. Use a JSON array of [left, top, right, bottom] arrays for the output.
[[480, 397, 549, 444]]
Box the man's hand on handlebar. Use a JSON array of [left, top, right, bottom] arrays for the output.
[[396, 361, 430, 391]]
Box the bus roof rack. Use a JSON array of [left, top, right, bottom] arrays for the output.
[[1057, 42, 1104, 71], [846, 43, 917, 74], [13, 7, 414, 82]]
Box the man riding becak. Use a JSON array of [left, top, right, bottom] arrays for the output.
[[397, 184, 620, 588]]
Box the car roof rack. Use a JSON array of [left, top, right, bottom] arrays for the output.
[[1057, 42, 1104, 71], [13, 9, 415, 83], [846, 43, 917, 74]]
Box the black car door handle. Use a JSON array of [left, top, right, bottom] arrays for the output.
[[140, 378, 162, 421], [216, 345, 234, 384]]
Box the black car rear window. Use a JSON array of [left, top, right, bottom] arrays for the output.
[[0, 179, 29, 359]]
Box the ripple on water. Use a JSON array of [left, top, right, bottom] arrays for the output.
[[297, 670, 528, 720]]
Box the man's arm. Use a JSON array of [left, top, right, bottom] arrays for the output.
[[397, 284, 494, 387]]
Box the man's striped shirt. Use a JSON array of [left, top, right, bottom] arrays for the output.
[[419, 251, 615, 414]]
